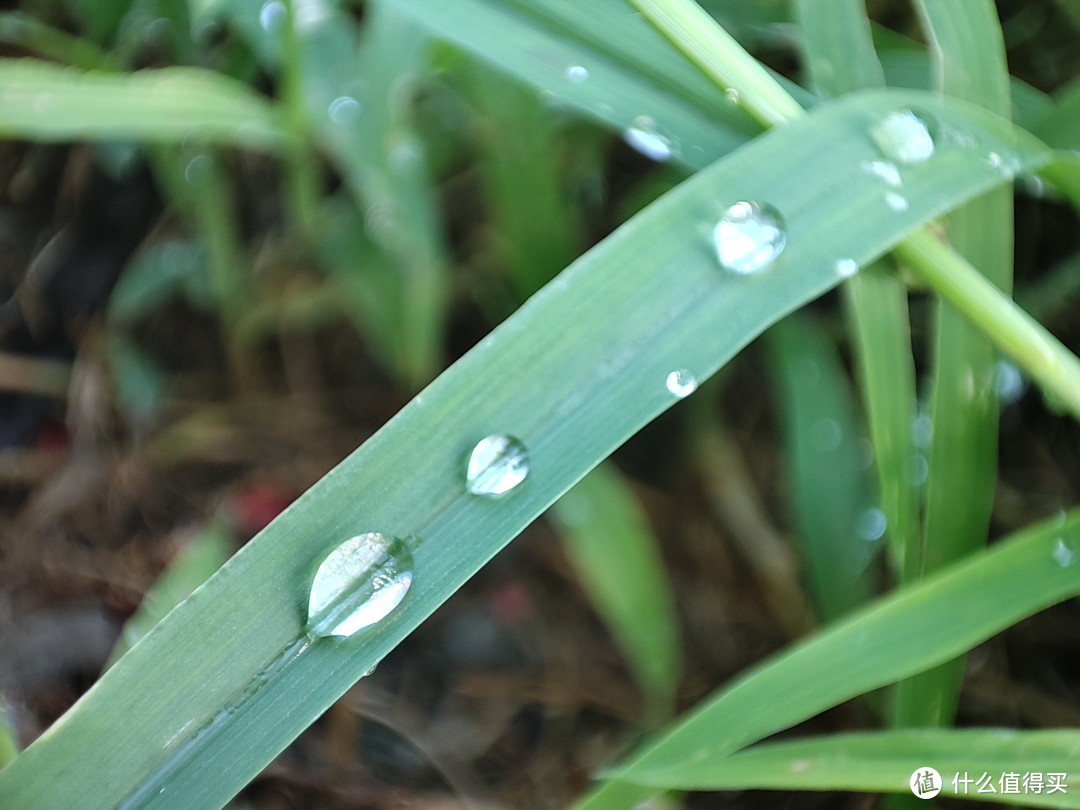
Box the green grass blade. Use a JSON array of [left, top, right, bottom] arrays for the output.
[[0, 60, 288, 149], [572, 509, 1080, 809], [0, 88, 1050, 810], [0, 12, 120, 70], [1035, 74, 1080, 150], [0, 699, 17, 769], [552, 463, 681, 721], [103, 523, 233, 671], [895, 0, 1013, 729], [458, 61, 582, 298], [381, 0, 762, 169], [795, 0, 883, 96], [765, 313, 876, 621], [615, 728, 1080, 807], [795, 0, 921, 581]]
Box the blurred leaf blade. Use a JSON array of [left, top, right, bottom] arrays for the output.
[[0, 88, 1052, 810], [615, 728, 1080, 807], [552, 463, 680, 719], [0, 60, 288, 149], [574, 510, 1080, 809], [766, 313, 876, 622], [104, 523, 234, 670]]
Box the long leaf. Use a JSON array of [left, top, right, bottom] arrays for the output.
[[0, 59, 288, 149], [0, 88, 1050, 810], [615, 728, 1080, 808], [574, 509, 1080, 809]]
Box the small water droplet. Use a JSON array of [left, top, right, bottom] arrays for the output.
[[713, 201, 787, 275], [861, 160, 902, 187], [910, 454, 929, 485], [835, 258, 859, 279], [666, 369, 698, 398], [987, 152, 1003, 170], [885, 191, 909, 212], [328, 96, 362, 126], [857, 508, 887, 541], [871, 110, 935, 165], [307, 532, 414, 638], [624, 116, 677, 162], [995, 360, 1026, 404], [1052, 537, 1077, 567], [258, 0, 286, 32], [466, 435, 530, 497], [724, 87, 740, 105], [564, 65, 589, 83]]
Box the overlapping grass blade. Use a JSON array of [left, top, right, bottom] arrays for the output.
[[381, 0, 762, 169], [614, 728, 1080, 807], [551, 463, 680, 720], [0, 88, 1047, 810], [766, 313, 876, 621], [0, 59, 287, 148], [795, 0, 920, 580], [573, 510, 1080, 809], [895, 0, 1013, 729], [0, 12, 120, 70]]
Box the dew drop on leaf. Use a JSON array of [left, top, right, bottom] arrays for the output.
[[871, 110, 935, 165], [564, 65, 589, 83], [665, 369, 698, 398], [624, 116, 677, 162], [328, 96, 362, 126], [466, 435, 530, 497], [713, 201, 787, 275], [307, 532, 414, 638]]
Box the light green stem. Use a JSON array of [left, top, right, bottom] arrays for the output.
[[627, 0, 1080, 424]]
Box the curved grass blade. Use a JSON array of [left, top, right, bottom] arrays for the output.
[[0, 88, 1051, 810], [573, 510, 1080, 809], [551, 463, 681, 722], [0, 60, 287, 149], [0, 12, 120, 70], [614, 728, 1080, 807]]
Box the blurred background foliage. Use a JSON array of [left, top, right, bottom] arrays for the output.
[[0, 0, 1078, 807]]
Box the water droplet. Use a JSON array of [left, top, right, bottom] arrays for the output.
[[466, 435, 529, 497], [564, 65, 589, 83], [910, 454, 929, 485], [1052, 537, 1076, 567], [724, 87, 740, 105], [1020, 174, 1048, 198], [995, 360, 1026, 404], [987, 152, 1003, 170], [835, 258, 859, 279], [857, 508, 887, 541], [872, 110, 935, 165], [861, 160, 902, 187], [258, 0, 286, 32], [307, 532, 414, 638], [713, 201, 787, 275], [624, 116, 677, 162], [328, 96, 362, 126], [885, 191, 909, 212], [665, 369, 698, 398]]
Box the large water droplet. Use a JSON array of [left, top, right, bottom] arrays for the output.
[[307, 532, 414, 638], [564, 65, 589, 83], [713, 201, 787, 275], [328, 96, 362, 126], [624, 116, 677, 162], [666, 369, 698, 398], [466, 435, 529, 497], [724, 87, 740, 105], [871, 110, 935, 165], [857, 507, 887, 541], [995, 360, 1026, 404], [258, 0, 286, 32]]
